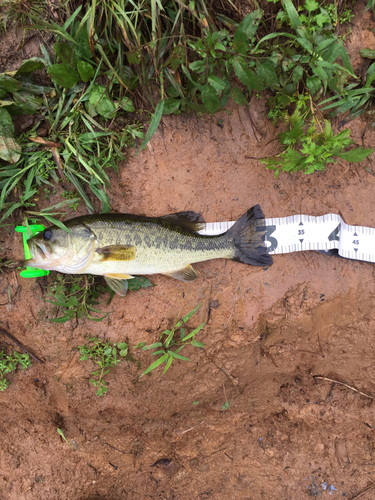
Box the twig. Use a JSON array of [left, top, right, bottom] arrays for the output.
[[313, 376, 373, 400], [350, 482, 375, 499], [175, 421, 204, 435], [0, 328, 43, 364]]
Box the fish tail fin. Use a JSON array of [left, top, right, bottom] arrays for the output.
[[226, 205, 273, 267]]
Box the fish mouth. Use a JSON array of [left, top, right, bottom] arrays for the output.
[[25, 241, 53, 269]]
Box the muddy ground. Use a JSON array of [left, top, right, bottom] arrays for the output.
[[2, 3, 375, 499]]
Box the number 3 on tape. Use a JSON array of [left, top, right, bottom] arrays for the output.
[[200, 213, 375, 264]]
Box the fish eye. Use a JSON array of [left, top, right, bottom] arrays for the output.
[[43, 229, 52, 241]]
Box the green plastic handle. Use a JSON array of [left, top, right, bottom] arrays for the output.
[[15, 225, 50, 278]]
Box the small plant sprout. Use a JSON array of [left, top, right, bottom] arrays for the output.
[[221, 401, 230, 411], [57, 428, 74, 450], [136, 304, 206, 378], [0, 349, 32, 391], [77, 337, 129, 396]]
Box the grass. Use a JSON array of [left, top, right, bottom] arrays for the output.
[[0, 0, 374, 320], [78, 336, 129, 396], [77, 304, 206, 396], [135, 303, 206, 378], [0, 348, 31, 391]]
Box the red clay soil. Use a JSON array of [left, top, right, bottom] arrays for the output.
[[2, 3, 375, 499]]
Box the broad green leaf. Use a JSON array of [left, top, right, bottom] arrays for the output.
[[292, 65, 303, 84], [207, 75, 226, 91], [233, 28, 248, 55], [336, 148, 373, 162], [229, 87, 248, 106], [88, 84, 116, 119], [0, 108, 14, 136], [312, 65, 328, 83], [316, 37, 336, 55], [296, 37, 313, 53], [15, 58, 45, 76], [128, 277, 154, 291], [338, 45, 354, 75], [0, 75, 22, 93], [0, 90, 7, 99], [54, 42, 74, 65], [360, 48, 375, 59], [7, 91, 43, 115], [75, 26, 92, 61], [238, 10, 262, 38], [233, 57, 263, 91], [365, 0, 375, 12], [126, 49, 141, 64], [191, 340, 205, 347], [77, 61, 94, 82], [323, 120, 333, 140], [163, 97, 181, 114], [189, 60, 206, 73], [283, 0, 301, 28], [47, 64, 79, 89], [140, 99, 164, 150], [0, 108, 21, 163], [119, 96, 135, 112], [306, 76, 321, 95], [202, 84, 220, 114], [305, 0, 319, 12], [257, 60, 279, 87]]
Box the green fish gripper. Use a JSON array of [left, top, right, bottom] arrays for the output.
[[15, 225, 50, 278]]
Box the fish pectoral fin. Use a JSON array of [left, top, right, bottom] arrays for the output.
[[160, 211, 205, 232], [96, 245, 136, 261], [104, 273, 135, 279], [104, 277, 129, 297], [164, 264, 198, 281]]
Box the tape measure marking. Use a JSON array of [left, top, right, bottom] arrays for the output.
[[200, 214, 375, 264]]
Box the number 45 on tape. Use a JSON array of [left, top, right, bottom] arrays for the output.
[[200, 214, 375, 264]]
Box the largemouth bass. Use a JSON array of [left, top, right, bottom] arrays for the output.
[[26, 205, 272, 296]]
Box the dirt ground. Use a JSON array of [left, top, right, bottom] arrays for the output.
[[2, 3, 375, 499]]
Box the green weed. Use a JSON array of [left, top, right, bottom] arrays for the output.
[[136, 304, 206, 378], [44, 274, 153, 323], [0, 348, 31, 391], [78, 336, 129, 396], [45, 274, 112, 323]]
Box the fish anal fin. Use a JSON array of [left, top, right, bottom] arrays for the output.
[[164, 264, 198, 281], [160, 211, 205, 232], [104, 273, 135, 279], [104, 276, 129, 297], [96, 245, 136, 261]]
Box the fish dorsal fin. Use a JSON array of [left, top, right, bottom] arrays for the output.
[[164, 264, 198, 281], [104, 276, 129, 297], [96, 245, 136, 261], [159, 211, 205, 232]]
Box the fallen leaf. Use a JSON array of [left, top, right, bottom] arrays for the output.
[[29, 137, 62, 148]]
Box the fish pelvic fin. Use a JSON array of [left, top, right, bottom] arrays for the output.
[[96, 245, 136, 261], [164, 264, 198, 281], [104, 276, 129, 297], [104, 272, 135, 279], [226, 204, 273, 267]]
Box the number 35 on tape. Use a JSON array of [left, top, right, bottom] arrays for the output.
[[201, 214, 375, 264]]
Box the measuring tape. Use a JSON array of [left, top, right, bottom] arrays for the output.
[[201, 214, 375, 263]]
